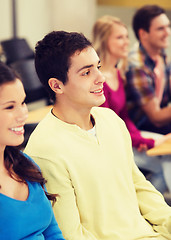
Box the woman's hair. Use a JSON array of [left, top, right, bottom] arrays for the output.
[[0, 61, 57, 204], [4, 147, 57, 205], [0, 61, 19, 86], [92, 15, 128, 80], [92, 15, 126, 63]]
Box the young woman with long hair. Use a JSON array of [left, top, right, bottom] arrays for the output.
[[0, 61, 65, 239]]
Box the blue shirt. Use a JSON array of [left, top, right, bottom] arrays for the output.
[[0, 157, 65, 240]]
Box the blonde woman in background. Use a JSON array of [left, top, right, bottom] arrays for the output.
[[92, 15, 171, 194]]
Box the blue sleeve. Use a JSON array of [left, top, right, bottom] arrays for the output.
[[43, 213, 65, 240]]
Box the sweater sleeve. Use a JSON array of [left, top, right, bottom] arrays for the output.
[[33, 157, 98, 240], [121, 122, 171, 239], [132, 159, 171, 239]]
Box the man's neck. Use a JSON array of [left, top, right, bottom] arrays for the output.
[[52, 104, 94, 130], [141, 41, 162, 62]]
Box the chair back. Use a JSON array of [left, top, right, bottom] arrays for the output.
[[1, 38, 34, 64], [11, 59, 49, 103]]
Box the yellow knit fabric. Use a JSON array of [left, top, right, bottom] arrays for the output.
[[25, 107, 171, 240]]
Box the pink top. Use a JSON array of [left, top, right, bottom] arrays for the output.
[[101, 70, 154, 149]]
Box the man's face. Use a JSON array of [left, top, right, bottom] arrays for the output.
[[61, 46, 105, 111], [146, 13, 171, 50]]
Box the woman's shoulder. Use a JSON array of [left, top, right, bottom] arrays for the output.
[[20, 151, 41, 170]]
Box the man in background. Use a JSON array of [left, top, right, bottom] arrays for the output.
[[126, 5, 171, 134]]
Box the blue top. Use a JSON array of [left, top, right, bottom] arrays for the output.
[[0, 156, 65, 240]]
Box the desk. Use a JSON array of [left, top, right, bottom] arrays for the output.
[[146, 139, 171, 156], [26, 105, 52, 124]]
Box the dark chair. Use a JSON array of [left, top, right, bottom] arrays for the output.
[[10, 58, 50, 147], [10, 58, 49, 104], [22, 123, 38, 148], [1, 38, 34, 65]]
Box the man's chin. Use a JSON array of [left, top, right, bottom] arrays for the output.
[[97, 98, 106, 107]]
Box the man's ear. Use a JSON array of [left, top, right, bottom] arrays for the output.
[[48, 78, 63, 94], [139, 29, 148, 41]]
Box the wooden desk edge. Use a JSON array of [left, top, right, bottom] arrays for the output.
[[146, 139, 171, 156], [26, 105, 52, 124]]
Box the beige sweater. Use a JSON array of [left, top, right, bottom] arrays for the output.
[[25, 107, 171, 240]]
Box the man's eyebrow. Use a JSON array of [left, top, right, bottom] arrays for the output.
[[77, 60, 101, 73], [77, 64, 94, 73], [0, 101, 15, 106]]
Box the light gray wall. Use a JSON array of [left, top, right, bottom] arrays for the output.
[[50, 0, 96, 39], [0, 0, 96, 50], [0, 0, 53, 48], [0, 1, 170, 57]]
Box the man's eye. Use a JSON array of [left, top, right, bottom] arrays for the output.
[[82, 70, 90, 76], [5, 105, 14, 110]]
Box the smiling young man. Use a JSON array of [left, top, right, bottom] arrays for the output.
[[25, 31, 171, 240], [126, 5, 171, 134]]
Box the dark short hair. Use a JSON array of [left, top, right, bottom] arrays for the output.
[[35, 31, 92, 102], [133, 5, 165, 40], [0, 61, 19, 86]]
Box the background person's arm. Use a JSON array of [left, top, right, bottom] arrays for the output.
[[126, 67, 171, 127], [142, 97, 171, 127]]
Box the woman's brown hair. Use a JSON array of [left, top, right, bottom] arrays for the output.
[[0, 61, 58, 205]]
